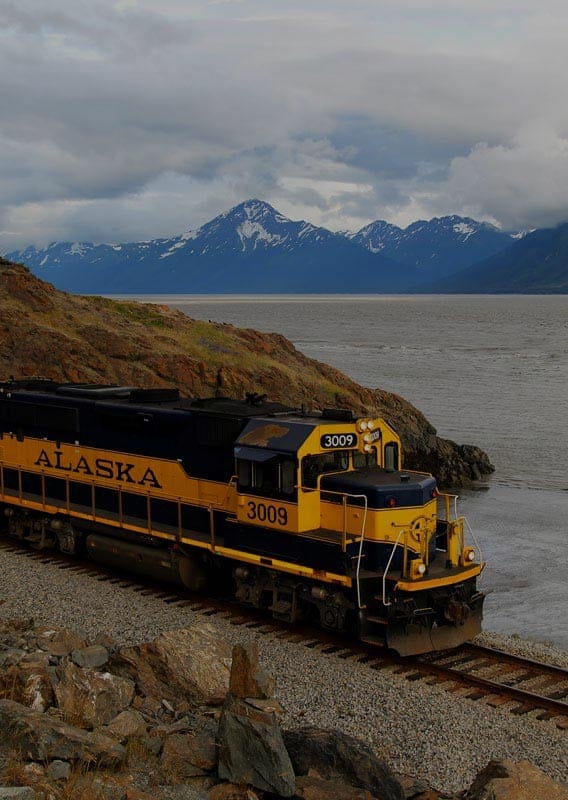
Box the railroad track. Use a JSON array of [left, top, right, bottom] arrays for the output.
[[1, 537, 567, 729]]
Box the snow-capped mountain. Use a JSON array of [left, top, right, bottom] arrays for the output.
[[423, 222, 568, 293], [351, 215, 518, 279], [158, 199, 341, 260], [6, 201, 401, 293], [5, 200, 520, 294]]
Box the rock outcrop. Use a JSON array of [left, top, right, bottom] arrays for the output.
[[1, 620, 568, 800], [115, 623, 232, 707], [0, 258, 492, 486], [217, 643, 296, 797], [283, 727, 404, 800], [0, 699, 126, 766], [464, 759, 568, 800]]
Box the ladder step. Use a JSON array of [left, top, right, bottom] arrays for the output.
[[366, 615, 388, 626]]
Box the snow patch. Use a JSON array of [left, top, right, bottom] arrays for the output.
[[160, 239, 188, 259], [453, 222, 476, 239], [67, 243, 89, 256], [236, 221, 286, 250], [39, 256, 48, 266], [181, 228, 200, 241], [298, 223, 317, 239]]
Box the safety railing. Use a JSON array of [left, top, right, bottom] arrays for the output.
[[318, 487, 368, 607], [438, 492, 482, 568], [382, 529, 405, 607], [0, 463, 238, 552]]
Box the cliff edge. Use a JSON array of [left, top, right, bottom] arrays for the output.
[[0, 258, 493, 486]]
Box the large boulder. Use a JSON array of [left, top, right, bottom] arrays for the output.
[[160, 731, 217, 782], [36, 627, 86, 657], [0, 699, 126, 766], [217, 694, 295, 797], [104, 709, 147, 742], [0, 663, 53, 713], [295, 774, 384, 799], [71, 645, 110, 669], [282, 727, 404, 800], [115, 623, 231, 707], [229, 643, 274, 700], [465, 759, 568, 800], [20, 661, 54, 713], [54, 662, 135, 729]]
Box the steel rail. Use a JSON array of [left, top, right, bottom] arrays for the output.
[[1, 535, 568, 726], [402, 656, 568, 718], [459, 641, 568, 679]]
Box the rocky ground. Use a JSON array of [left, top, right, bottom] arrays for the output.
[[0, 545, 567, 799], [0, 258, 492, 486]]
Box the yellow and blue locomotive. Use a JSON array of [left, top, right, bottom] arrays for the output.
[[0, 379, 484, 655]]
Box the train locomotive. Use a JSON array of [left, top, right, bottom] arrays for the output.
[[0, 379, 485, 656]]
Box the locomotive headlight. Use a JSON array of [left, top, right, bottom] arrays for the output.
[[364, 444, 372, 452], [367, 420, 374, 431], [411, 560, 427, 579], [358, 420, 369, 432], [462, 546, 476, 564], [363, 433, 372, 443]]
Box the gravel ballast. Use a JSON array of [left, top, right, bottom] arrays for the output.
[[0, 546, 567, 794]]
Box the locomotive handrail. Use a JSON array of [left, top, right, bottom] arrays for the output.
[[439, 491, 460, 522], [0, 464, 239, 549], [316, 487, 368, 551], [382, 529, 405, 607], [349, 493, 368, 609], [312, 486, 368, 605], [464, 514, 484, 576]]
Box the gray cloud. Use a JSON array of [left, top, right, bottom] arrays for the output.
[[2, 0, 568, 248]]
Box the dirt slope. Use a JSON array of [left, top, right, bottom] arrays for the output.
[[0, 257, 492, 486]]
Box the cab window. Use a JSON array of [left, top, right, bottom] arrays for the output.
[[384, 441, 399, 472], [353, 448, 377, 469], [237, 457, 296, 499], [302, 450, 350, 489]]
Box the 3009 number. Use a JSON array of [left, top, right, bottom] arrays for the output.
[[247, 501, 288, 526], [320, 432, 356, 449]]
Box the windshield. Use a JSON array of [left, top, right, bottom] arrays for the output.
[[353, 448, 377, 468], [302, 450, 350, 488]]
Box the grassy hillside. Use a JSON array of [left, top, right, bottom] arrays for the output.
[[0, 257, 493, 485]]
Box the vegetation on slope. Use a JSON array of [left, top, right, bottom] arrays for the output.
[[0, 257, 492, 485]]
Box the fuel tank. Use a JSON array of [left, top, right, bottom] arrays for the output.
[[86, 534, 207, 591]]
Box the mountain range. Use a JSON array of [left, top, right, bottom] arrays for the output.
[[4, 199, 567, 293]]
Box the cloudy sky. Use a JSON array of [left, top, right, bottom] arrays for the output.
[[2, 0, 568, 248]]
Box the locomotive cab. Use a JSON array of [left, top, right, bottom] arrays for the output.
[[230, 410, 484, 655]]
